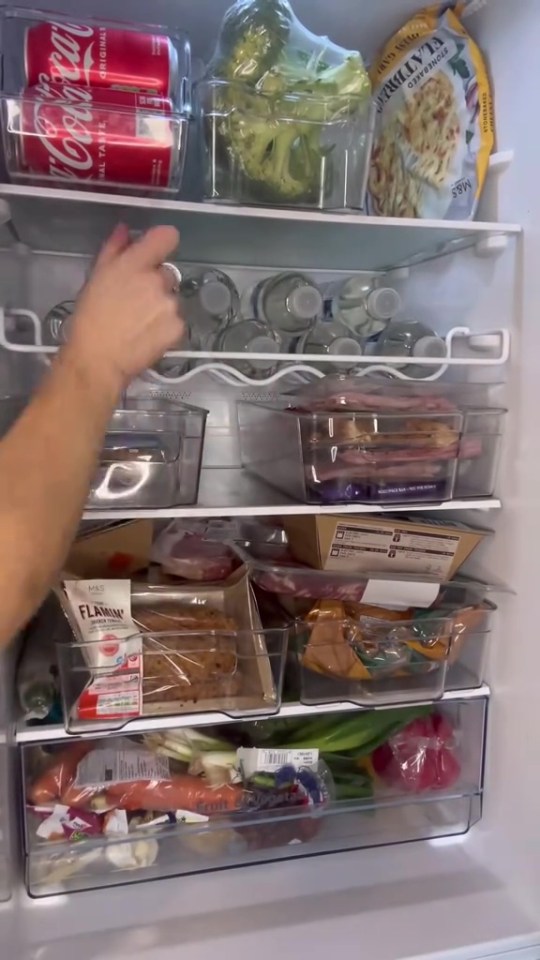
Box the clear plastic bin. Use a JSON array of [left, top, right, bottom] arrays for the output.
[[56, 572, 288, 733], [295, 601, 494, 707], [22, 698, 485, 896], [199, 79, 374, 210], [0, 7, 192, 196], [456, 408, 506, 499], [88, 399, 207, 509], [238, 401, 463, 505]]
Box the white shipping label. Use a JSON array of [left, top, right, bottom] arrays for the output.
[[75, 746, 170, 788], [324, 523, 460, 580], [237, 748, 319, 779], [63, 579, 141, 668], [362, 578, 440, 610]]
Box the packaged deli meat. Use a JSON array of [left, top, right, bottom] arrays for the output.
[[57, 571, 286, 732], [367, 4, 494, 220]]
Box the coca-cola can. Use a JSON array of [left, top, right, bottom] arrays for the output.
[[25, 20, 179, 99], [15, 84, 182, 191]]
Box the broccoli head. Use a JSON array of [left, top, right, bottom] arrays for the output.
[[222, 106, 322, 202], [213, 0, 292, 83]]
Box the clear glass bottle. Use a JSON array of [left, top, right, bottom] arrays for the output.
[[214, 319, 282, 379], [42, 299, 75, 345], [181, 268, 239, 348], [252, 272, 323, 336], [295, 320, 363, 372], [372, 320, 447, 379], [324, 277, 402, 339]]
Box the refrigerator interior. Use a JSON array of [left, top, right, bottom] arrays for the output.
[[1, 0, 540, 958]]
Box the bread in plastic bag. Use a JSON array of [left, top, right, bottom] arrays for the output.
[[368, 4, 494, 220]]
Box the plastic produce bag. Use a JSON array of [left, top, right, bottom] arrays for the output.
[[372, 712, 461, 793], [151, 520, 238, 581], [206, 0, 371, 205], [368, 4, 494, 220]]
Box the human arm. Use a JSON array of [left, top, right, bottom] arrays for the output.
[[0, 223, 184, 649]]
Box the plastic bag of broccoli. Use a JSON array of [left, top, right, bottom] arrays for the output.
[[200, 0, 373, 209]]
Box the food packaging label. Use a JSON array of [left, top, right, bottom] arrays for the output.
[[63, 579, 143, 721], [326, 522, 460, 580], [75, 744, 170, 788], [237, 747, 319, 778]]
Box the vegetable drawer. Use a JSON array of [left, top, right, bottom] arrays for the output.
[[22, 698, 486, 896]]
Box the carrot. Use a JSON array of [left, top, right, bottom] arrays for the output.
[[105, 775, 244, 816], [28, 742, 92, 804]]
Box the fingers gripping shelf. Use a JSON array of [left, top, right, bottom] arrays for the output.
[[0, 309, 511, 386]]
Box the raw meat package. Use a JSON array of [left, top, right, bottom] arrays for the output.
[[238, 378, 505, 505], [56, 570, 286, 732], [367, 4, 494, 220], [151, 520, 237, 581]]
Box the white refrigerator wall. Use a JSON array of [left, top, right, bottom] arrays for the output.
[[1, 1, 540, 959]]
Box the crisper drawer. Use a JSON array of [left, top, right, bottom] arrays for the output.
[[22, 697, 486, 897]]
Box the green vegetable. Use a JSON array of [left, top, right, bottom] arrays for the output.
[[283, 706, 432, 755], [207, 0, 371, 204], [214, 0, 293, 83]]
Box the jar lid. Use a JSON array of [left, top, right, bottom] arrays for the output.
[[413, 336, 447, 359], [367, 287, 402, 321], [199, 280, 232, 317], [288, 285, 323, 320]]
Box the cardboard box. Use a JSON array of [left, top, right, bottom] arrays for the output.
[[283, 515, 490, 582], [66, 520, 153, 578]]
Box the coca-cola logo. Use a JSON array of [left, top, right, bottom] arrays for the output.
[[48, 21, 96, 86], [31, 80, 95, 180]]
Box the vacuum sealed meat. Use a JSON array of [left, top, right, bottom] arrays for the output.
[[151, 521, 237, 582], [368, 4, 494, 220]]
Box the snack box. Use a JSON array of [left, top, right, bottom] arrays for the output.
[[283, 515, 490, 582], [55, 570, 287, 734]]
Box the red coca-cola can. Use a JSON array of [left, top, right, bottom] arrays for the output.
[[24, 20, 179, 98], [15, 84, 182, 191]]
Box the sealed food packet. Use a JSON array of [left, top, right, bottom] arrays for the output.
[[62, 579, 143, 721], [372, 712, 461, 793], [151, 520, 237, 582], [368, 3, 494, 220]]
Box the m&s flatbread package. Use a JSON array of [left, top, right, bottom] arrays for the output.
[[368, 4, 494, 221]]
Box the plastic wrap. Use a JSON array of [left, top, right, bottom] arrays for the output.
[[151, 521, 238, 581], [372, 713, 461, 793], [204, 0, 372, 207]]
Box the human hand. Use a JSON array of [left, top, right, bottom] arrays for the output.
[[63, 223, 184, 395]]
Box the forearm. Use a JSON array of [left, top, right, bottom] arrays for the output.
[[0, 349, 120, 648]]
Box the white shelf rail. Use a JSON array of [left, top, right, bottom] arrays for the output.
[[0, 309, 511, 386]]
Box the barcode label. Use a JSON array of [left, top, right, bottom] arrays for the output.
[[237, 748, 319, 778]]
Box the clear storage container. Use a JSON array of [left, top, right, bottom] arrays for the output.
[[295, 597, 494, 707], [0, 7, 193, 196], [199, 79, 374, 210], [22, 698, 485, 896], [56, 573, 288, 734], [238, 401, 463, 505], [238, 381, 506, 505], [88, 399, 207, 510]]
